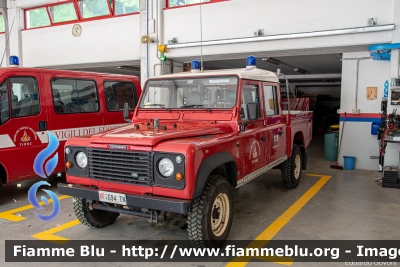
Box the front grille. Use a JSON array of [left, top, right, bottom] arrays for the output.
[[89, 149, 152, 185]]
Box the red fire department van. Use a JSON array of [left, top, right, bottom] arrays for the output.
[[59, 57, 312, 247], [0, 67, 141, 192]]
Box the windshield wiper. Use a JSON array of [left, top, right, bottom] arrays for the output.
[[143, 103, 172, 111], [180, 105, 204, 108], [180, 104, 211, 111]]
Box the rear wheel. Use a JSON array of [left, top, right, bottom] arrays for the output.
[[188, 175, 234, 248], [73, 197, 119, 228], [281, 145, 302, 189]]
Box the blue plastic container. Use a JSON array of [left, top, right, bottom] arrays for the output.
[[371, 122, 380, 135], [343, 156, 356, 170], [324, 133, 339, 161]]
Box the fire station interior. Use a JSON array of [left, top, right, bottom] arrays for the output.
[[2, 52, 399, 262]]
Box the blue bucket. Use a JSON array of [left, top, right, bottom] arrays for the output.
[[343, 156, 356, 170]]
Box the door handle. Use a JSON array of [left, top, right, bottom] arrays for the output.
[[38, 121, 47, 131], [278, 131, 284, 135], [260, 136, 266, 141]]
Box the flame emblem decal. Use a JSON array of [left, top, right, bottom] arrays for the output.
[[28, 132, 60, 221], [33, 132, 59, 178], [27, 181, 60, 221]]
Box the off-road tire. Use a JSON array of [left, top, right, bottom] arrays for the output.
[[188, 175, 234, 248], [73, 197, 119, 228], [281, 145, 302, 189]]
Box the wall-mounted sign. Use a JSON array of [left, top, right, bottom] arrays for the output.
[[72, 24, 82, 37], [366, 86, 377, 100]]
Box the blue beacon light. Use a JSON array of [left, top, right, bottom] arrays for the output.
[[191, 60, 201, 73], [246, 56, 256, 70], [9, 56, 19, 66]]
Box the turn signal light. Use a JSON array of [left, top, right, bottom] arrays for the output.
[[66, 162, 73, 169], [176, 172, 183, 181]]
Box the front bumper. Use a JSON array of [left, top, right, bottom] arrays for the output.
[[58, 183, 192, 214]]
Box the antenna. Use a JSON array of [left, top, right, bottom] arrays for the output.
[[1, 16, 15, 67], [199, 3, 203, 72]]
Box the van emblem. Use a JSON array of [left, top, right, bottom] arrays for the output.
[[109, 144, 128, 150], [14, 126, 37, 147], [131, 173, 139, 178]]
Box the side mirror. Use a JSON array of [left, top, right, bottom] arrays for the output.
[[247, 102, 258, 120], [123, 102, 132, 123]]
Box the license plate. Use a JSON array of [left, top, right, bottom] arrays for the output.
[[98, 190, 127, 205]]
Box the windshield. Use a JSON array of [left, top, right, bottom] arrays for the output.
[[139, 76, 238, 109]]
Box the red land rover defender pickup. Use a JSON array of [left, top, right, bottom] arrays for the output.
[[58, 57, 313, 248]]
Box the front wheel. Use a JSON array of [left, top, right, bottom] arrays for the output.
[[188, 175, 234, 248], [281, 145, 303, 189], [73, 197, 119, 228]]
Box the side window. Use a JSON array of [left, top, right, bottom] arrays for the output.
[[263, 85, 278, 116], [11, 77, 40, 118], [104, 81, 137, 111], [115, 0, 139, 15], [241, 84, 260, 120], [51, 78, 99, 114], [0, 81, 9, 124], [25, 7, 51, 29], [77, 0, 111, 19]]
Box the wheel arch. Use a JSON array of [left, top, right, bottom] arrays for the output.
[[0, 163, 7, 185], [293, 131, 307, 170], [192, 152, 237, 199], [293, 131, 305, 147]]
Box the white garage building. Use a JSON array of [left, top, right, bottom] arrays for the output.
[[0, 0, 399, 170]]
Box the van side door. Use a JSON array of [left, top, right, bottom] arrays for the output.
[[239, 80, 266, 176], [48, 76, 104, 141], [0, 72, 49, 181]]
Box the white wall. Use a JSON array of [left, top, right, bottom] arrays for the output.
[[15, 0, 60, 9], [7, 0, 397, 69], [0, 33, 6, 67], [21, 14, 141, 67], [339, 51, 391, 170], [163, 0, 394, 58]]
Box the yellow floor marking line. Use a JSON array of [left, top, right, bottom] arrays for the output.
[[32, 219, 81, 243], [0, 195, 71, 222], [226, 174, 331, 267]]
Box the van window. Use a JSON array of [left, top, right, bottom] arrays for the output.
[[11, 77, 40, 118], [0, 81, 9, 124], [104, 81, 137, 111], [263, 85, 278, 116], [241, 84, 260, 120], [51, 78, 99, 114]]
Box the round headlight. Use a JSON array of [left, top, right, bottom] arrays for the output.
[[158, 158, 174, 177], [65, 147, 71, 154], [75, 152, 88, 169]]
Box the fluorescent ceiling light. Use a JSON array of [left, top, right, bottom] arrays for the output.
[[262, 57, 280, 65], [294, 68, 307, 74], [118, 66, 141, 71]]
